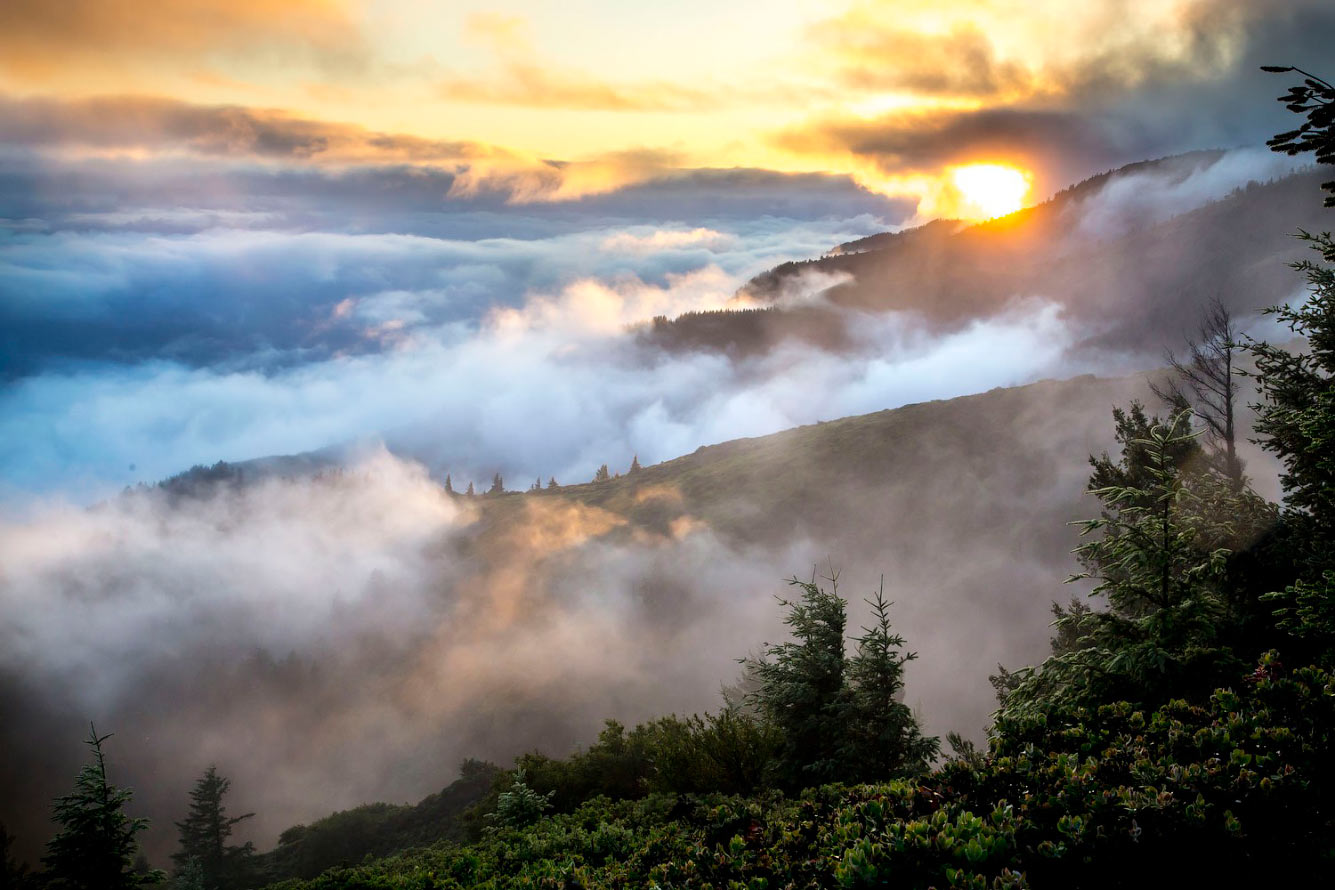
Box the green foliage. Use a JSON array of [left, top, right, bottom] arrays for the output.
[[1075, 409, 1225, 623], [840, 582, 939, 779], [514, 709, 779, 810], [43, 726, 164, 890], [487, 771, 553, 832], [172, 766, 254, 890], [1000, 405, 1277, 717], [253, 760, 500, 884], [173, 857, 207, 890], [1246, 232, 1335, 656], [746, 574, 850, 787], [744, 573, 936, 788], [259, 662, 1335, 889], [1264, 67, 1335, 205]]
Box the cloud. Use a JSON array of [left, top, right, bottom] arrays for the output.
[[432, 12, 736, 113], [0, 0, 359, 80], [599, 227, 735, 253], [805, 0, 1252, 101], [0, 94, 910, 208], [0, 258, 1089, 503], [446, 148, 689, 204], [0, 94, 705, 204], [1063, 146, 1303, 240], [0, 204, 892, 378], [809, 18, 1033, 98], [774, 105, 1120, 203], [2, 145, 1312, 500], [0, 448, 811, 861], [775, 0, 1335, 208], [0, 94, 511, 164]]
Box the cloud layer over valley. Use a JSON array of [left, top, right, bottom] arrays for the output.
[[1, 146, 1310, 501]]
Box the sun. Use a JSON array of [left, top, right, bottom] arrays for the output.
[[950, 164, 1031, 219]]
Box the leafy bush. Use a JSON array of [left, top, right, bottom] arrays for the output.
[[262, 659, 1333, 889]]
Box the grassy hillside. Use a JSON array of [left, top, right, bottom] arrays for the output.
[[247, 762, 500, 885], [484, 373, 1149, 558], [448, 374, 1176, 745]]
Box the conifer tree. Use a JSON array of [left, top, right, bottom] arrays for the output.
[[746, 572, 935, 787], [547, 477, 559, 490], [172, 857, 206, 890], [466, 481, 475, 496], [628, 455, 642, 474], [489, 473, 504, 495], [999, 411, 1259, 715], [43, 725, 163, 890], [841, 580, 939, 779], [1263, 66, 1335, 205], [443, 474, 453, 494], [1247, 67, 1335, 655], [594, 464, 610, 483], [746, 574, 849, 788], [171, 767, 253, 890], [486, 768, 552, 831]]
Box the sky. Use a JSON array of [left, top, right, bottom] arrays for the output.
[[2, 1, 1332, 207]]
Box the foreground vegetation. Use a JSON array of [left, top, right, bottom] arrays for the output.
[[258, 661, 1335, 889]]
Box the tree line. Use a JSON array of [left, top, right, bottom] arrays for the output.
[[442, 455, 644, 497]]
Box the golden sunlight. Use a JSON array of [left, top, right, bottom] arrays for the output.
[[950, 163, 1031, 219]]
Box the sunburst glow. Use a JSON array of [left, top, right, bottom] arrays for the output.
[[951, 163, 1032, 219]]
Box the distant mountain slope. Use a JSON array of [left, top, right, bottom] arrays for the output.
[[640, 155, 1322, 357], [249, 760, 498, 884], [454, 372, 1197, 740], [158, 374, 1171, 743], [487, 374, 1146, 552]]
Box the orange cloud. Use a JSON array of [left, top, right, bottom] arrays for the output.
[[0, 93, 512, 164], [447, 147, 685, 203], [804, 0, 1251, 105], [0, 93, 696, 204], [767, 0, 1278, 215], [809, 17, 1035, 98], [0, 0, 359, 79]]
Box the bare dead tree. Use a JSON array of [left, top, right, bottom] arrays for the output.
[[1150, 297, 1245, 488]]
